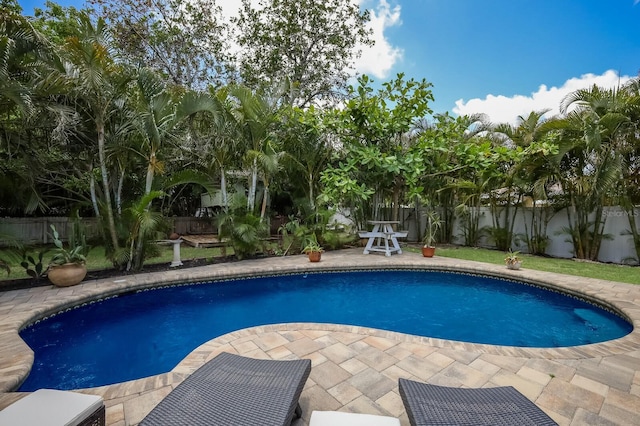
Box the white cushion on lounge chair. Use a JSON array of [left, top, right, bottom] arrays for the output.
[[0, 388, 103, 426], [310, 410, 400, 426]]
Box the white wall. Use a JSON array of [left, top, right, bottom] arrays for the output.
[[443, 206, 639, 264]]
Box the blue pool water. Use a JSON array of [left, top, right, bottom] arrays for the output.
[[19, 270, 632, 391]]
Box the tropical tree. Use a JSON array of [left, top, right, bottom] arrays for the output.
[[0, 9, 48, 116], [234, 0, 372, 107], [126, 70, 221, 269], [490, 109, 557, 254], [0, 7, 93, 215], [58, 14, 133, 253], [230, 85, 280, 214], [124, 190, 165, 271], [496, 111, 560, 254], [32, 0, 87, 45], [279, 105, 334, 212], [217, 194, 269, 260], [410, 113, 490, 244], [551, 85, 630, 259], [615, 77, 640, 262], [185, 87, 241, 212], [321, 74, 434, 229], [88, 0, 233, 89]]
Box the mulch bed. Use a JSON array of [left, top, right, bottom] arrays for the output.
[[0, 255, 245, 292]]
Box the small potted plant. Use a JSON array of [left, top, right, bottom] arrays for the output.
[[302, 235, 324, 262], [504, 250, 522, 270], [422, 211, 442, 257], [47, 225, 88, 287]]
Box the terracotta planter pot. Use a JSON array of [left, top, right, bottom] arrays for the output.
[[421, 246, 436, 257], [47, 263, 87, 287], [308, 251, 322, 262]]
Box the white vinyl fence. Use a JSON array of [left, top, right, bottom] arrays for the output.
[[398, 206, 638, 264], [332, 204, 639, 264]]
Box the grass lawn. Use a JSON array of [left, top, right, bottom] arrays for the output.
[[405, 245, 640, 285], [2, 243, 638, 286]]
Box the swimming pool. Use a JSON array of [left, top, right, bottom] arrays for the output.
[[18, 270, 632, 391]]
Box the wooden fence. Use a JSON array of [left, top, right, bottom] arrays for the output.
[[0, 217, 216, 246]]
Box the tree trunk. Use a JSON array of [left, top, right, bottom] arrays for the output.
[[590, 204, 605, 261], [116, 168, 125, 215], [131, 158, 155, 271], [260, 182, 269, 221], [392, 186, 400, 223], [565, 199, 583, 259], [247, 158, 258, 211], [308, 171, 315, 211], [220, 168, 228, 210], [89, 171, 100, 218], [97, 118, 119, 251]]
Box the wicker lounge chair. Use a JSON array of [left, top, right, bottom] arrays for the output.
[[399, 378, 558, 426], [140, 352, 311, 426]]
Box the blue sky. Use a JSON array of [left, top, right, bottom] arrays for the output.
[[17, 0, 640, 124], [357, 0, 640, 123]]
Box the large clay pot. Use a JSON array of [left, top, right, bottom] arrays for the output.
[[421, 246, 436, 257], [47, 263, 87, 287], [308, 251, 322, 262]]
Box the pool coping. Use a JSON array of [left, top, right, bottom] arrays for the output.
[[0, 249, 639, 424], [1, 249, 639, 392]]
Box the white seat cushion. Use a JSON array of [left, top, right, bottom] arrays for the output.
[[310, 410, 400, 426], [0, 389, 103, 426]]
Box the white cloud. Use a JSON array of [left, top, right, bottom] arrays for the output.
[[453, 70, 633, 125], [355, 0, 403, 79]]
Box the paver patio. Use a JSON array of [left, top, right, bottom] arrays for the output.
[[0, 249, 638, 425]]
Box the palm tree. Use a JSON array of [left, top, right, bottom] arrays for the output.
[[252, 139, 284, 220], [230, 85, 279, 214], [280, 105, 334, 212], [127, 70, 221, 269], [0, 11, 48, 116], [124, 190, 165, 271], [616, 77, 640, 262], [550, 85, 630, 259], [187, 87, 242, 211], [0, 10, 62, 214], [494, 110, 559, 254], [59, 14, 133, 253]]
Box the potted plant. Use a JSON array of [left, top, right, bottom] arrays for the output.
[[421, 211, 442, 257], [302, 235, 324, 262], [47, 225, 88, 287], [504, 250, 522, 270]]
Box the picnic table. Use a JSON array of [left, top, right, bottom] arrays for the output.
[[358, 220, 408, 257]]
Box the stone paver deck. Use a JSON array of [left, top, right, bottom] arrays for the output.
[[0, 249, 639, 425]]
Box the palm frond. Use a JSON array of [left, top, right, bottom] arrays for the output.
[[163, 169, 217, 194]]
